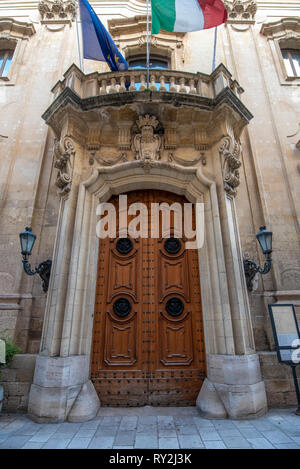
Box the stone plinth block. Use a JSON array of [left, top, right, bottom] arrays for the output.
[[207, 353, 263, 385], [28, 383, 81, 423], [197, 353, 268, 419], [32, 354, 90, 387], [196, 378, 227, 419], [28, 355, 100, 423], [214, 381, 267, 420], [68, 380, 100, 422]]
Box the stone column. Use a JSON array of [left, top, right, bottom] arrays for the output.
[[27, 136, 100, 423], [197, 136, 268, 419]]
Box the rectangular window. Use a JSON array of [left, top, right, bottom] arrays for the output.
[[0, 50, 14, 78], [127, 55, 170, 91], [281, 49, 300, 78]]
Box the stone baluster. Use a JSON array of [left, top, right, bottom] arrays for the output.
[[119, 76, 126, 93], [189, 78, 197, 94], [139, 74, 147, 91], [109, 78, 118, 94], [129, 75, 136, 91], [99, 79, 107, 95], [196, 78, 202, 96], [149, 74, 157, 91], [159, 75, 167, 92], [170, 76, 177, 92], [179, 77, 187, 93]]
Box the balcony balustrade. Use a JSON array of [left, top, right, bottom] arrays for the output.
[[51, 63, 244, 102]]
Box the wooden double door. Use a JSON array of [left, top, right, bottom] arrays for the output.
[[91, 190, 206, 406]]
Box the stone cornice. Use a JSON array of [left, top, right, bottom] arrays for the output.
[[108, 15, 152, 36], [261, 17, 300, 39], [42, 86, 253, 139], [0, 17, 35, 38], [108, 14, 184, 40]]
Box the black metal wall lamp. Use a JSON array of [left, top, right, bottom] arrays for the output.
[[19, 227, 52, 293], [243, 226, 273, 291]]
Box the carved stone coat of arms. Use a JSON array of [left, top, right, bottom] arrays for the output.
[[132, 114, 163, 161]]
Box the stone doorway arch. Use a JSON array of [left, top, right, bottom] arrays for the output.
[[28, 159, 267, 422]]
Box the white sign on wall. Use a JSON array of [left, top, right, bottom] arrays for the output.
[[0, 339, 5, 364]]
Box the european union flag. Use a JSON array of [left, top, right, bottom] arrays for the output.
[[78, 0, 128, 71]]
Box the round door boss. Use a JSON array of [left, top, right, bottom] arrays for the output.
[[165, 297, 184, 317], [113, 297, 132, 317]]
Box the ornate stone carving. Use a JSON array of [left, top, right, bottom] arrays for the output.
[[194, 127, 209, 151], [53, 137, 75, 195], [139, 159, 156, 173], [118, 125, 131, 151], [132, 115, 163, 161], [164, 126, 177, 150], [281, 269, 300, 290], [87, 124, 101, 151], [89, 152, 127, 166], [38, 0, 75, 23], [219, 137, 241, 196], [224, 0, 257, 24], [168, 152, 203, 167]]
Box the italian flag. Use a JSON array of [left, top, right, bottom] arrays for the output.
[[151, 0, 228, 35]]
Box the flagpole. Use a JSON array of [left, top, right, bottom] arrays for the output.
[[212, 26, 217, 72], [146, 0, 150, 88], [74, 0, 83, 72]]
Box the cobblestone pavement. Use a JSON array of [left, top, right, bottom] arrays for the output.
[[0, 407, 300, 449]]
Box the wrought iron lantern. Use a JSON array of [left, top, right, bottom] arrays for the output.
[[19, 227, 52, 293], [243, 226, 273, 291]]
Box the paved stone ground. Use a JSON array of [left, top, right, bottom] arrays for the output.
[[0, 407, 300, 449]]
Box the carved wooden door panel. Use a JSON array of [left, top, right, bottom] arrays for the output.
[[91, 190, 206, 406]]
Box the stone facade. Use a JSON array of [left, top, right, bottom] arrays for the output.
[[0, 354, 36, 412], [0, 0, 300, 419]]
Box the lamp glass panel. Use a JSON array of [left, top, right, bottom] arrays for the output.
[[20, 233, 27, 253], [265, 232, 272, 252], [256, 228, 272, 254], [20, 229, 36, 255]]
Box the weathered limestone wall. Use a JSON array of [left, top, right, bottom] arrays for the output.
[[1, 354, 36, 412], [222, 5, 300, 359], [259, 352, 300, 408], [0, 7, 81, 353]]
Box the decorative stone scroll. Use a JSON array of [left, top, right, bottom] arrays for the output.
[[219, 137, 241, 196], [132, 115, 163, 161], [224, 0, 257, 24], [38, 0, 75, 23], [53, 137, 75, 195]]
